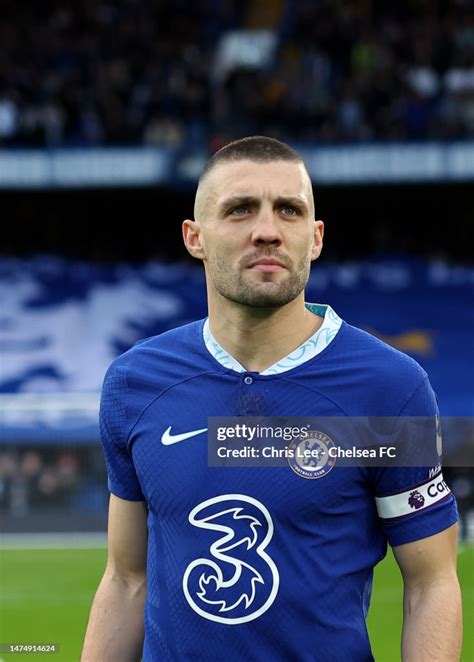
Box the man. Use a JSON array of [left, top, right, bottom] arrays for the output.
[[82, 137, 462, 661]]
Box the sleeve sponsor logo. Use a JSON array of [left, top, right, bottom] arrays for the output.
[[375, 472, 451, 521]]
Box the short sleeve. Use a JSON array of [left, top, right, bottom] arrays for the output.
[[99, 364, 145, 501], [371, 376, 458, 547]]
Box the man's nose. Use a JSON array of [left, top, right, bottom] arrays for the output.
[[250, 208, 282, 246]]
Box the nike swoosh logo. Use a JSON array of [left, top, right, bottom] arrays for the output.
[[161, 426, 208, 445]]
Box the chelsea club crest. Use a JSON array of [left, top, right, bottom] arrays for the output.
[[288, 431, 336, 479]]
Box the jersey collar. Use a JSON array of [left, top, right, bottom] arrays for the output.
[[202, 303, 342, 375]]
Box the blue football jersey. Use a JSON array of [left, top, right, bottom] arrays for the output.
[[99, 305, 457, 661]]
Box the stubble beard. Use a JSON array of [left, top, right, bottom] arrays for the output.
[[207, 253, 311, 308]]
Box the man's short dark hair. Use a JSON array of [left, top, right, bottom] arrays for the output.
[[199, 136, 302, 184]]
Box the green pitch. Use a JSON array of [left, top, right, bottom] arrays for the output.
[[0, 545, 472, 661]]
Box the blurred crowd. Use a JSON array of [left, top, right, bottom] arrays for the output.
[[239, 0, 474, 143], [0, 447, 107, 516], [0, 0, 473, 147], [0, 0, 238, 147]]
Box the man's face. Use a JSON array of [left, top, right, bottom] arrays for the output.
[[184, 159, 323, 309]]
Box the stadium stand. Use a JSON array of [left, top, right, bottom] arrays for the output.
[[0, 0, 473, 147]]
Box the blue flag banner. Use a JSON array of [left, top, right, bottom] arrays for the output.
[[0, 255, 472, 442]]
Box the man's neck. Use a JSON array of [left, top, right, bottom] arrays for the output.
[[207, 295, 324, 373]]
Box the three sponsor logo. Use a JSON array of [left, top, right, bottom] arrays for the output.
[[183, 494, 279, 624]]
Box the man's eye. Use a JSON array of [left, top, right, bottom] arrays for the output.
[[281, 206, 299, 216], [230, 206, 250, 215]]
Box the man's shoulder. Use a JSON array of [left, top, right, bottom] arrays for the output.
[[130, 318, 205, 355], [317, 321, 432, 413], [340, 321, 428, 382], [343, 323, 423, 373], [103, 318, 207, 388]]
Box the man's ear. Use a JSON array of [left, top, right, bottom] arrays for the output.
[[182, 219, 206, 260], [311, 220, 324, 261]]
